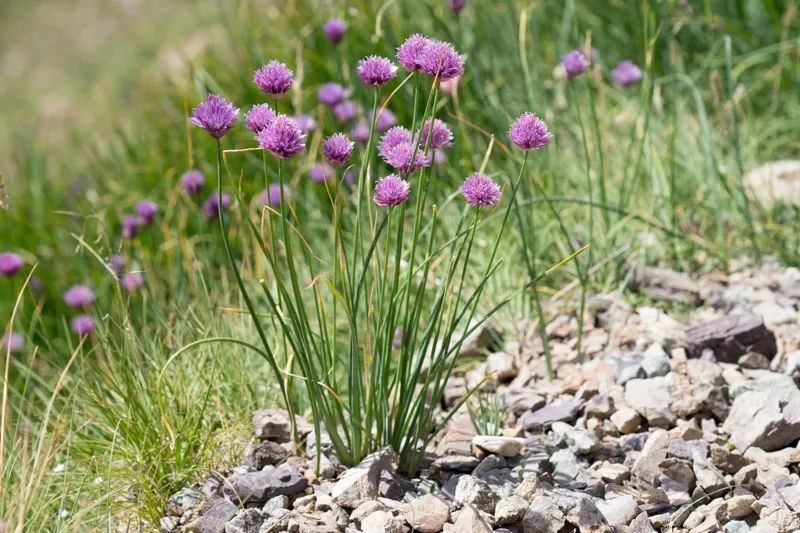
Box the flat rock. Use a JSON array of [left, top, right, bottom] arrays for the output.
[[453, 475, 500, 514], [625, 378, 675, 427], [686, 313, 777, 363], [722, 381, 800, 451], [471, 435, 525, 457], [331, 447, 397, 509], [191, 498, 237, 533], [223, 465, 307, 505], [224, 509, 264, 533], [641, 343, 671, 377], [632, 429, 669, 486], [631, 266, 701, 304], [487, 351, 517, 382], [610, 407, 641, 434], [252, 409, 311, 442], [495, 495, 529, 525], [566, 497, 612, 532], [523, 494, 566, 533], [405, 494, 449, 533], [596, 495, 639, 527], [361, 510, 404, 533], [521, 399, 581, 431], [452, 504, 492, 532], [727, 494, 756, 518], [627, 511, 657, 533]]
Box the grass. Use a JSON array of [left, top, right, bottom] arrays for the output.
[[1, 0, 799, 529]]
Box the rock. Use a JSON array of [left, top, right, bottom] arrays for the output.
[[722, 381, 800, 451], [596, 495, 639, 527], [631, 266, 701, 304], [405, 495, 449, 533], [692, 457, 728, 494], [659, 475, 691, 506], [624, 378, 675, 427], [551, 449, 587, 482], [349, 500, 389, 523], [724, 520, 750, 533], [224, 509, 264, 533], [659, 458, 696, 488], [743, 160, 800, 208], [632, 429, 669, 486], [727, 494, 756, 518], [551, 422, 599, 455], [595, 464, 630, 484], [471, 436, 525, 457], [495, 495, 529, 525], [667, 438, 709, 461], [523, 494, 566, 533], [453, 475, 500, 514], [223, 465, 307, 505], [190, 498, 237, 533], [242, 441, 288, 469], [436, 415, 475, 456], [361, 510, 404, 533], [167, 487, 204, 517], [515, 474, 543, 502], [262, 495, 289, 515], [610, 407, 641, 434], [331, 447, 397, 509], [641, 343, 671, 377], [585, 395, 614, 418], [487, 352, 517, 382], [756, 504, 800, 532], [686, 313, 777, 363], [160, 516, 179, 531], [252, 409, 311, 442], [739, 352, 771, 369], [627, 511, 656, 533], [778, 484, 800, 512], [709, 444, 752, 474], [506, 390, 547, 417], [521, 399, 581, 431], [432, 454, 480, 472], [634, 306, 689, 350], [565, 497, 612, 532], [452, 504, 492, 532], [670, 358, 729, 420]]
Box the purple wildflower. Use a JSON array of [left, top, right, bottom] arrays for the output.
[[190, 94, 239, 139], [258, 115, 306, 159], [419, 40, 464, 80], [384, 142, 430, 174], [0, 252, 24, 278], [333, 101, 357, 123], [461, 173, 502, 207], [419, 118, 453, 149], [351, 120, 370, 143], [374, 175, 410, 207], [181, 169, 205, 197], [323, 19, 347, 44], [379, 126, 413, 159], [202, 193, 232, 220], [323, 134, 354, 166], [612, 60, 642, 87], [64, 285, 94, 309], [71, 315, 95, 337], [309, 162, 335, 183], [136, 200, 158, 226], [253, 60, 293, 98], [261, 183, 289, 207], [108, 255, 125, 277], [450, 0, 467, 11], [357, 56, 398, 87], [122, 216, 140, 239], [294, 114, 317, 134], [397, 34, 432, 73], [563, 50, 589, 80], [374, 108, 396, 131], [121, 272, 144, 294], [245, 104, 276, 132], [1, 332, 23, 353], [508, 112, 552, 151], [318, 83, 348, 107]]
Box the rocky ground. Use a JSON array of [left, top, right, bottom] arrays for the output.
[[160, 259, 800, 533]]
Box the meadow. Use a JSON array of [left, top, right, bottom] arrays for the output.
[[1, 0, 798, 530]]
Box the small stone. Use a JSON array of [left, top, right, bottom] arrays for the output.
[[709, 444, 752, 474], [755, 504, 800, 532], [686, 313, 777, 362], [551, 422, 599, 455], [693, 457, 728, 494], [778, 484, 800, 512], [566, 497, 612, 532], [190, 498, 237, 533], [727, 494, 756, 518], [610, 407, 641, 434], [405, 495, 449, 533], [242, 440, 288, 469], [514, 474, 543, 502], [667, 438, 709, 461], [160, 516, 178, 531], [486, 351, 517, 382], [585, 395, 614, 418], [252, 409, 311, 442], [595, 464, 630, 484], [360, 510, 404, 533], [331, 447, 397, 509], [596, 495, 639, 527], [641, 343, 671, 377], [632, 429, 669, 486], [432, 454, 479, 472], [453, 475, 500, 514], [349, 500, 389, 523], [627, 511, 656, 533], [624, 378, 675, 427], [506, 390, 547, 417], [452, 504, 492, 532], [523, 494, 566, 533], [224, 509, 264, 533], [262, 495, 289, 515], [743, 159, 800, 208], [223, 465, 307, 505], [520, 399, 581, 431], [494, 495, 529, 526], [471, 436, 525, 457], [738, 352, 771, 369], [722, 381, 800, 451]]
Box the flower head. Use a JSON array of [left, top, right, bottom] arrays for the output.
[[293, 114, 317, 134], [309, 162, 335, 183], [323, 133, 354, 166], [351, 120, 370, 143], [121, 272, 144, 294], [245, 104, 276, 132], [191, 94, 239, 138], [1, 332, 23, 353], [508, 112, 552, 151], [108, 255, 125, 277], [258, 115, 306, 159], [374, 175, 410, 207], [181, 170, 204, 197], [333, 101, 357, 123], [122, 216, 140, 239], [357, 56, 398, 87], [71, 315, 95, 337], [612, 60, 642, 87], [318, 83, 348, 107], [0, 252, 24, 278], [261, 183, 290, 207], [379, 126, 413, 159], [397, 34, 433, 72], [253, 60, 293, 98], [420, 40, 464, 80], [420, 118, 453, 149], [384, 142, 430, 174], [450, 0, 467, 12], [323, 19, 347, 44], [64, 284, 95, 309], [461, 173, 502, 207], [563, 50, 589, 80], [373, 108, 396, 132], [202, 193, 232, 220], [136, 200, 158, 226]]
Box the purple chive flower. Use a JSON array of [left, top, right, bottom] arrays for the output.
[[323, 19, 347, 44], [1, 332, 23, 353], [397, 34, 433, 73], [508, 112, 552, 151], [384, 142, 430, 174], [258, 115, 306, 159], [351, 120, 370, 143], [450, 0, 467, 12], [253, 60, 293, 98], [0, 253, 24, 278], [374, 108, 396, 132], [190, 94, 239, 139], [612, 60, 643, 87], [108, 255, 125, 277], [374, 175, 410, 207], [122, 216, 140, 239], [136, 200, 158, 226], [333, 101, 358, 123], [181, 169, 205, 197], [379, 126, 413, 159], [293, 114, 317, 134], [563, 50, 589, 80], [420, 118, 453, 149], [245, 104, 276, 132], [121, 272, 144, 294], [202, 193, 232, 220], [419, 40, 464, 80], [261, 183, 290, 207], [357, 56, 398, 87], [318, 83, 348, 107], [323, 134, 355, 166], [71, 315, 95, 337], [461, 173, 502, 207], [309, 162, 335, 183], [64, 285, 94, 309]]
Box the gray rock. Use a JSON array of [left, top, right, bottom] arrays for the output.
[[225, 509, 264, 533], [585, 395, 614, 418], [686, 313, 777, 362], [610, 407, 641, 434], [632, 429, 669, 486], [191, 498, 237, 533], [627, 511, 656, 533], [360, 510, 404, 533], [659, 475, 691, 506], [452, 504, 492, 532], [252, 409, 311, 442], [631, 265, 700, 304], [625, 378, 675, 427], [242, 441, 288, 469], [349, 500, 390, 523], [565, 497, 612, 532], [755, 504, 800, 532], [331, 447, 397, 509], [722, 380, 800, 451], [223, 465, 307, 504], [486, 352, 517, 382], [739, 351, 771, 369], [641, 343, 671, 377], [595, 464, 630, 484], [494, 495, 529, 526], [262, 495, 288, 516], [709, 444, 752, 474], [523, 494, 566, 533], [405, 494, 449, 533], [432, 454, 479, 472], [692, 458, 728, 494], [551, 422, 599, 455], [659, 458, 696, 488], [515, 474, 544, 502], [596, 495, 639, 526], [160, 516, 179, 532], [550, 449, 587, 482], [506, 390, 547, 417], [471, 436, 525, 457], [520, 399, 581, 431], [667, 438, 709, 461], [724, 520, 750, 533], [727, 494, 756, 518], [453, 475, 500, 514], [778, 483, 800, 512]]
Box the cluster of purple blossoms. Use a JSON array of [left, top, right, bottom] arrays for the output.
[[203, 193, 232, 220], [396, 34, 430, 72], [294, 114, 317, 134], [322, 134, 354, 166], [309, 162, 335, 183], [261, 183, 290, 207], [108, 255, 125, 277], [181, 169, 205, 197], [254, 60, 293, 98], [397, 35, 464, 81], [333, 101, 358, 123], [419, 118, 453, 149], [71, 315, 95, 337], [612, 60, 643, 87], [0, 252, 24, 278], [191, 94, 239, 139], [64, 284, 95, 309], [1, 332, 23, 354], [318, 83, 348, 107], [562, 50, 590, 80], [351, 120, 370, 143], [508, 112, 552, 151], [461, 173, 502, 207], [372, 108, 396, 132], [374, 175, 410, 207], [122, 216, 140, 240], [379, 127, 412, 159], [357, 56, 398, 87], [245, 104, 276, 133], [258, 115, 307, 160], [136, 200, 158, 226], [121, 272, 144, 294], [384, 142, 430, 175], [323, 19, 347, 44]]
